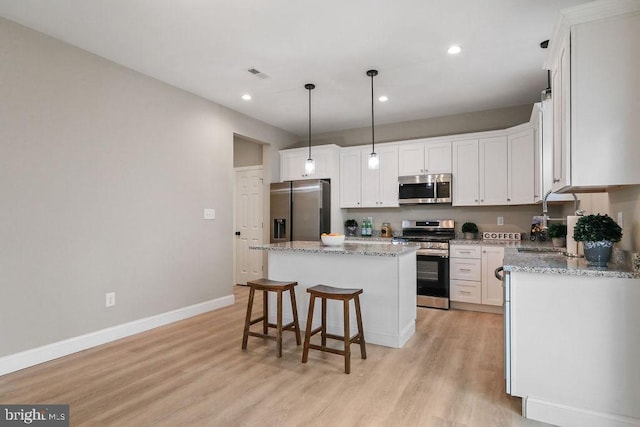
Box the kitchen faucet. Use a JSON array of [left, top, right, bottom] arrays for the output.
[[541, 190, 580, 229]]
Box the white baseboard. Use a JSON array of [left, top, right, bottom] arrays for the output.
[[525, 396, 640, 427], [0, 294, 234, 377]]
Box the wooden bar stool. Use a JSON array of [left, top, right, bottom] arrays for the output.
[[241, 278, 302, 357], [301, 285, 366, 374]]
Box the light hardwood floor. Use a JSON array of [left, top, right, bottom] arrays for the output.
[[0, 286, 549, 426]]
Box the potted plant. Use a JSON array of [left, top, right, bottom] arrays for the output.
[[461, 222, 478, 240], [344, 219, 358, 237], [572, 214, 623, 267], [547, 223, 567, 248]]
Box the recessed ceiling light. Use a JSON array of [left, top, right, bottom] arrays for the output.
[[242, 94, 252, 100], [448, 45, 462, 55], [378, 96, 388, 102]]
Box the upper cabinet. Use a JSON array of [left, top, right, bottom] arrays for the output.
[[280, 145, 340, 181], [340, 144, 399, 208], [452, 127, 535, 206], [398, 140, 451, 176], [544, 3, 640, 192]]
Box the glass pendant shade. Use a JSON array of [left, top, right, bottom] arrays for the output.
[[368, 152, 379, 169], [305, 158, 316, 174]]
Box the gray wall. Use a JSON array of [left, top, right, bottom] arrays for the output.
[[233, 136, 264, 167], [290, 104, 534, 148], [0, 18, 296, 357]]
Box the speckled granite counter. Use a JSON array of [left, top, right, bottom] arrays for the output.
[[250, 240, 418, 257], [503, 247, 637, 279], [451, 239, 555, 249]]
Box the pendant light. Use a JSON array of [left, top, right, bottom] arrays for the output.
[[366, 69, 379, 169], [304, 83, 316, 175]]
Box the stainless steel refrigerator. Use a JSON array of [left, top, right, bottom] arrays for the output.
[[270, 180, 330, 243]]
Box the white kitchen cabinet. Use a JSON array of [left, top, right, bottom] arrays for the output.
[[453, 129, 535, 206], [450, 244, 504, 307], [481, 246, 504, 306], [362, 145, 399, 207], [545, 5, 640, 192], [452, 139, 479, 206], [398, 140, 451, 176], [449, 244, 481, 304], [340, 144, 399, 208], [339, 148, 362, 208], [280, 145, 339, 181], [479, 136, 508, 205], [507, 129, 535, 205]]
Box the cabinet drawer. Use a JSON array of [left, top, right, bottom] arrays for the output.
[[450, 258, 481, 281], [450, 280, 481, 304], [451, 245, 481, 259]]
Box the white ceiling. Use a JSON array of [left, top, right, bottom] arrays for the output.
[[0, 0, 590, 136]]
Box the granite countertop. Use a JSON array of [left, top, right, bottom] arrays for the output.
[[250, 240, 418, 257], [503, 247, 637, 279], [450, 239, 555, 248]]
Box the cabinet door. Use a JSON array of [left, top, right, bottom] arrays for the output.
[[551, 32, 571, 191], [378, 146, 399, 207], [508, 128, 535, 205], [425, 141, 452, 174], [398, 142, 425, 176], [339, 149, 362, 208], [452, 139, 479, 206], [361, 148, 380, 207], [479, 136, 508, 205], [481, 246, 504, 306], [280, 151, 306, 181]]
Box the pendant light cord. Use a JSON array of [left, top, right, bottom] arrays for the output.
[[305, 83, 315, 160], [366, 70, 378, 154], [370, 73, 375, 153]]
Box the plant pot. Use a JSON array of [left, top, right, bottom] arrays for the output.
[[464, 232, 475, 240], [583, 240, 613, 268], [551, 237, 566, 248]]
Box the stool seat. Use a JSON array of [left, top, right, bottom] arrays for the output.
[[302, 284, 366, 374], [242, 279, 301, 357]]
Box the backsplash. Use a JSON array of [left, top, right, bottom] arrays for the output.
[[344, 203, 565, 238]]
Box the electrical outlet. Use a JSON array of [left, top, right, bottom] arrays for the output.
[[497, 216, 504, 226], [204, 208, 216, 220], [105, 292, 116, 307]]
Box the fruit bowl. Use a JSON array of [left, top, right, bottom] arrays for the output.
[[321, 233, 345, 246]]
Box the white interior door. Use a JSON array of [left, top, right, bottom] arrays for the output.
[[234, 167, 263, 285]]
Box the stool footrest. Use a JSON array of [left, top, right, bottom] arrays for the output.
[[247, 331, 277, 341], [307, 343, 346, 356]]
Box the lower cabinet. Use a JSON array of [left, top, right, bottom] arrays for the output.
[[450, 244, 505, 306]]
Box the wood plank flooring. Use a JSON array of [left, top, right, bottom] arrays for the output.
[[0, 286, 549, 426]]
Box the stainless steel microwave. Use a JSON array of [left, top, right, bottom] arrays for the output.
[[398, 174, 452, 204]]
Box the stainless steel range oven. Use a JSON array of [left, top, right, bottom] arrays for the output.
[[398, 219, 455, 310]]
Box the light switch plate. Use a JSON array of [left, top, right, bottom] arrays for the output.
[[204, 209, 216, 220], [617, 211, 623, 228]]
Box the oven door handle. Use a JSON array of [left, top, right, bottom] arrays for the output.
[[494, 266, 504, 281]]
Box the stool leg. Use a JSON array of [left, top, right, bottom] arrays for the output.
[[276, 290, 283, 358], [242, 287, 256, 350], [289, 287, 302, 345], [343, 299, 351, 374], [302, 295, 316, 364], [321, 297, 327, 347], [354, 295, 367, 359], [262, 290, 269, 335]]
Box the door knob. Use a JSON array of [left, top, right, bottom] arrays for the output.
[[235, 231, 241, 236]]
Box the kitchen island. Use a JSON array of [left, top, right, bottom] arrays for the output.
[[503, 247, 640, 427], [250, 241, 417, 348]]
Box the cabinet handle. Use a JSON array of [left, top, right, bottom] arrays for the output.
[[507, 198, 511, 201], [460, 268, 471, 272], [460, 291, 472, 295], [553, 179, 560, 183], [481, 199, 484, 202], [534, 194, 539, 198], [475, 199, 478, 202]]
